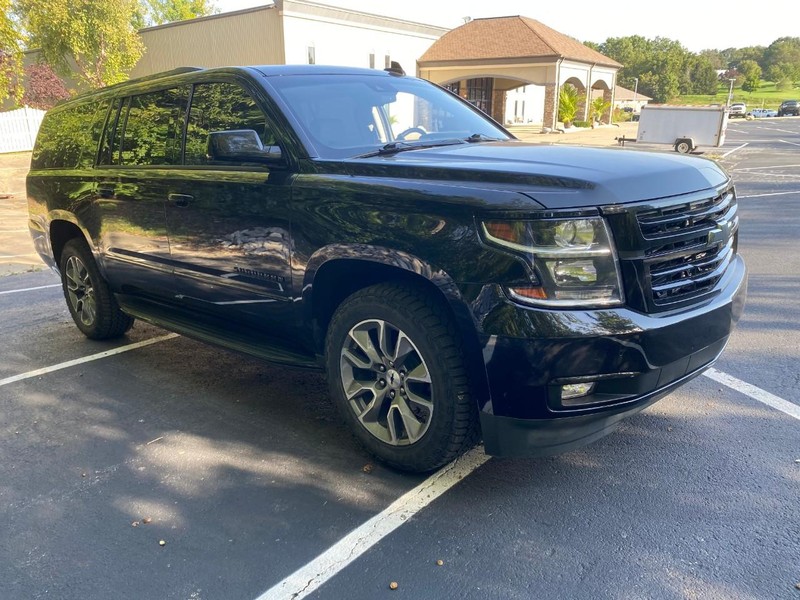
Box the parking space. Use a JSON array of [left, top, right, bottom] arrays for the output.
[[1, 120, 799, 599]]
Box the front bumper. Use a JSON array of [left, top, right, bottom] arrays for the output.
[[470, 254, 747, 457]]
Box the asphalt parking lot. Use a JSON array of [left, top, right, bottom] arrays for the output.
[[1, 118, 799, 600]]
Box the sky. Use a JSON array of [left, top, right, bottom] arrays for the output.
[[214, 0, 796, 53]]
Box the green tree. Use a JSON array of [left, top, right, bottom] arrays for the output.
[[688, 55, 720, 94], [558, 84, 578, 126], [597, 35, 690, 102], [0, 0, 25, 104], [19, 0, 144, 89], [763, 37, 800, 81], [589, 96, 610, 125], [139, 0, 216, 26], [739, 59, 762, 93]]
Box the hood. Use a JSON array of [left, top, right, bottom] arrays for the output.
[[345, 141, 730, 209]]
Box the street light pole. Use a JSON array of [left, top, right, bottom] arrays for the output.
[[727, 78, 736, 107]]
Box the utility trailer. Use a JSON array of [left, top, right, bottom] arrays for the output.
[[617, 105, 728, 153]]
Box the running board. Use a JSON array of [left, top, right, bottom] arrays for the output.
[[117, 295, 320, 369]]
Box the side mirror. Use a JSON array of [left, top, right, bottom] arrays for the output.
[[206, 129, 283, 164]]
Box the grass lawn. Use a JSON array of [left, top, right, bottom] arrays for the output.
[[674, 82, 800, 108]]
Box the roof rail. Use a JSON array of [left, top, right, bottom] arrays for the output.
[[110, 66, 205, 89]]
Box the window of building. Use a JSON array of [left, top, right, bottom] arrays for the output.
[[185, 81, 275, 166], [384, 54, 391, 69], [369, 53, 375, 69], [443, 82, 461, 96], [466, 77, 493, 116], [307, 46, 315, 65]]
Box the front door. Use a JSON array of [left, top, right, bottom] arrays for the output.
[[164, 80, 296, 343]]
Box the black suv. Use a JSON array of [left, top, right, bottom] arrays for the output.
[[778, 100, 799, 116], [27, 65, 747, 472]]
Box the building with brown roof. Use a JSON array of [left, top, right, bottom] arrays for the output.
[[418, 16, 622, 129]]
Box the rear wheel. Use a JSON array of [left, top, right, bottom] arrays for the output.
[[59, 238, 134, 339], [325, 283, 480, 472]]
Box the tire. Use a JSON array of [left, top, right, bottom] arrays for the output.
[[325, 283, 480, 472], [59, 238, 134, 340], [675, 140, 692, 154]]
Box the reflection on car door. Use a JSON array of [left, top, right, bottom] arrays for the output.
[[164, 80, 296, 343], [94, 89, 188, 301]]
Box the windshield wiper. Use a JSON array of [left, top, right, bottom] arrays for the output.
[[356, 139, 466, 158]]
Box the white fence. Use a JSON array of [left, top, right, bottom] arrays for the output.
[[0, 106, 46, 154]]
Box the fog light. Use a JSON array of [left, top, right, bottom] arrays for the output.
[[561, 382, 595, 401]]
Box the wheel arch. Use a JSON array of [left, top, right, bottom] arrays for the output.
[[305, 246, 492, 410], [48, 212, 93, 268]]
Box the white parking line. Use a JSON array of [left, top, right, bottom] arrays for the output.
[[721, 143, 748, 157], [734, 164, 800, 171], [779, 139, 800, 147], [0, 284, 60, 296], [704, 368, 800, 421], [0, 333, 179, 388], [0, 253, 39, 258], [254, 448, 491, 600], [737, 190, 800, 199]]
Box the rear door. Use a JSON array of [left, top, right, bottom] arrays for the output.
[[94, 87, 189, 301]]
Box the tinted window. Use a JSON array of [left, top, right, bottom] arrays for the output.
[[78, 100, 110, 168], [98, 98, 123, 166], [119, 88, 188, 166], [31, 102, 100, 169], [268, 74, 509, 159], [185, 82, 275, 165]]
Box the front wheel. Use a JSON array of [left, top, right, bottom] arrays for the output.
[[59, 238, 134, 339], [325, 283, 480, 472]]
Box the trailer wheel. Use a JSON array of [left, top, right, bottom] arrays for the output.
[[674, 139, 693, 154]]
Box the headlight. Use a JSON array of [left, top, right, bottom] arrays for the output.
[[481, 217, 624, 307]]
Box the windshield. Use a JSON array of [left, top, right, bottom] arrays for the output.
[[267, 74, 510, 159]]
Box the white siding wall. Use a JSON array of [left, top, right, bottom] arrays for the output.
[[281, 11, 439, 73], [504, 85, 546, 125], [0, 107, 46, 154]]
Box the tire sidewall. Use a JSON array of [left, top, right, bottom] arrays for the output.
[[325, 288, 466, 471]]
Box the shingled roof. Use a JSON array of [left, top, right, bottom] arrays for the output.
[[419, 16, 622, 68]]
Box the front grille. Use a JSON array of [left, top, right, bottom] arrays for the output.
[[605, 186, 739, 313]]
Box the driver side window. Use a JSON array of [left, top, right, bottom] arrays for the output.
[[185, 82, 276, 165]]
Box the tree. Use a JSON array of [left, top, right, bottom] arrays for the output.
[[558, 84, 578, 127], [589, 96, 610, 126], [739, 59, 762, 93], [23, 62, 71, 109], [596, 35, 691, 103], [763, 37, 800, 82], [139, 0, 216, 26], [19, 0, 144, 89], [688, 55, 720, 95], [0, 0, 25, 105]]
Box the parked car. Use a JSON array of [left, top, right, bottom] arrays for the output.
[[729, 103, 747, 118], [748, 108, 778, 118], [778, 100, 799, 116], [27, 65, 747, 472]]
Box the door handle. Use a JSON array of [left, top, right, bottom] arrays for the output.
[[169, 193, 194, 207]]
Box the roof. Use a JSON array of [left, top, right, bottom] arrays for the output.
[[614, 85, 652, 101], [418, 16, 622, 68]]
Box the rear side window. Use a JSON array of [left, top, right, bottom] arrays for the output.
[[119, 87, 188, 166], [185, 82, 275, 165], [31, 102, 99, 169]]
